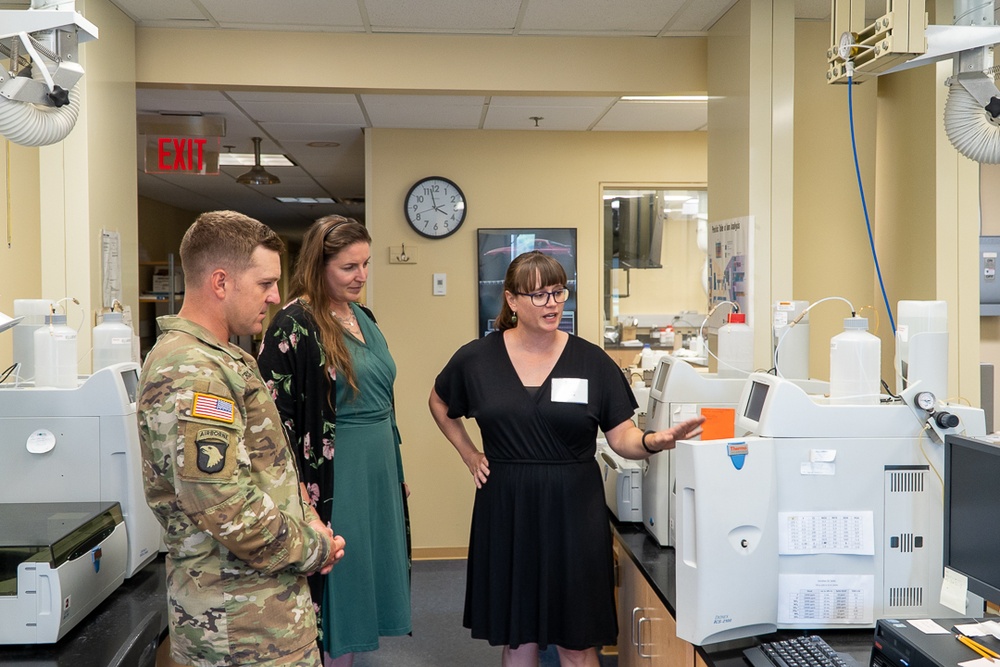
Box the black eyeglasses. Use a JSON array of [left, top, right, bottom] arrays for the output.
[[515, 288, 570, 307]]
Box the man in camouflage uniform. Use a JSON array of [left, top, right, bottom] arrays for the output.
[[138, 211, 345, 667]]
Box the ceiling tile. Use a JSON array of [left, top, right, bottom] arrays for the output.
[[362, 94, 485, 129], [666, 0, 740, 32], [260, 123, 365, 144], [365, 0, 522, 33], [520, 0, 688, 36], [593, 100, 707, 131], [484, 97, 615, 130], [108, 0, 206, 22], [200, 0, 364, 29], [230, 97, 366, 125]]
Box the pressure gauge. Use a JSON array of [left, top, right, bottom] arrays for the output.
[[914, 391, 936, 412], [838, 32, 857, 61]]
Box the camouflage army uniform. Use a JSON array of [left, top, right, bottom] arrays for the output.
[[138, 316, 331, 667]]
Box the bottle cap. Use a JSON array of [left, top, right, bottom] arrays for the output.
[[44, 314, 67, 325], [102, 311, 123, 322], [727, 312, 746, 324], [843, 316, 869, 330]]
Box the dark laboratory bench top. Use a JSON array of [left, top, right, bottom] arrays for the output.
[[611, 521, 876, 667], [0, 556, 167, 666]]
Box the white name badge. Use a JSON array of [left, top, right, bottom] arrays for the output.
[[551, 378, 588, 404]]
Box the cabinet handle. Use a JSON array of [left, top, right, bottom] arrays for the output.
[[637, 616, 652, 658], [631, 607, 643, 647]]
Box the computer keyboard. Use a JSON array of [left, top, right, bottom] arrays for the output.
[[743, 634, 863, 667]]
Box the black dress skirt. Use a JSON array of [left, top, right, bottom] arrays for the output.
[[434, 332, 637, 650]]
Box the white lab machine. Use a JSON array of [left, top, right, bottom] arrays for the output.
[[674, 372, 985, 646], [0, 363, 159, 579], [642, 356, 828, 547], [596, 439, 643, 522], [0, 502, 127, 644], [895, 300, 948, 399], [642, 356, 746, 546]]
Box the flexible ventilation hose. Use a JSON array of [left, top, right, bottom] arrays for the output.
[[944, 82, 1000, 163], [0, 84, 80, 147]]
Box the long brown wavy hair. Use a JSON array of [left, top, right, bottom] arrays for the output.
[[289, 215, 371, 396], [494, 251, 568, 331]]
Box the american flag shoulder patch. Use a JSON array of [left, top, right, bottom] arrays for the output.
[[191, 392, 236, 423]]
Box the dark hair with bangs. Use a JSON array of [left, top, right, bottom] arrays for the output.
[[494, 250, 568, 331], [180, 210, 285, 284], [290, 215, 371, 396]]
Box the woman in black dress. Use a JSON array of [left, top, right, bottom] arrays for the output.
[[428, 251, 704, 667]]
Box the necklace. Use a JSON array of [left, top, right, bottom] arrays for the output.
[[333, 309, 357, 329]]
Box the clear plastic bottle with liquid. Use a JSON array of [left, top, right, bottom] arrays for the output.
[[33, 313, 78, 388], [829, 316, 881, 405]]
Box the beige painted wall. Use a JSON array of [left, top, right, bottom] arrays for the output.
[[793, 20, 878, 380], [138, 196, 193, 262], [365, 129, 706, 553], [0, 144, 42, 370], [0, 0, 135, 374], [135, 30, 706, 97], [708, 0, 795, 368]]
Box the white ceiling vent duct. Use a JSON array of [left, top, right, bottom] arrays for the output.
[[944, 0, 1000, 163], [0, 0, 98, 147], [944, 71, 1000, 163]]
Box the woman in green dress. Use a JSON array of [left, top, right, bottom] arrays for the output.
[[258, 216, 411, 667]]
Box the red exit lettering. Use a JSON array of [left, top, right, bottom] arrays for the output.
[[158, 137, 208, 172]]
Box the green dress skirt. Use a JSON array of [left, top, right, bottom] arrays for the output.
[[321, 304, 411, 658]]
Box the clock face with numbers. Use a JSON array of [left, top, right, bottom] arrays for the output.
[[403, 176, 467, 239]]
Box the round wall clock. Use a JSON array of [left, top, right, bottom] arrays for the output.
[[404, 176, 467, 239]]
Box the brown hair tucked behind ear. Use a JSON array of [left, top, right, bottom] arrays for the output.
[[290, 215, 371, 396], [494, 251, 567, 332]]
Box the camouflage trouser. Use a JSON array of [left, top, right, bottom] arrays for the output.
[[164, 641, 321, 667]]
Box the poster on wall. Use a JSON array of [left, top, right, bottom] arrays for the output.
[[477, 228, 577, 338], [708, 216, 753, 322]]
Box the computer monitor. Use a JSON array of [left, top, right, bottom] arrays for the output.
[[943, 434, 1000, 605]]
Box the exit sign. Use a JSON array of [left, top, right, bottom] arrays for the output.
[[144, 136, 221, 175]]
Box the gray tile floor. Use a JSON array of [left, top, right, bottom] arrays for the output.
[[353, 560, 617, 666]]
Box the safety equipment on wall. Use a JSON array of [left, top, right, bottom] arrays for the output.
[[0, 0, 98, 146]]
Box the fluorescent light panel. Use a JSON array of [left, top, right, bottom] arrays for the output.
[[276, 197, 336, 204], [220, 153, 295, 167], [620, 95, 709, 102]]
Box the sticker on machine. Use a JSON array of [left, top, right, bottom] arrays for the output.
[[777, 573, 874, 625]]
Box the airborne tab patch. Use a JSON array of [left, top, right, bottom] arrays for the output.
[[192, 392, 236, 423]]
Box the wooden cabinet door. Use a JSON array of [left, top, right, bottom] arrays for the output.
[[616, 545, 647, 667], [614, 534, 695, 667], [642, 592, 694, 667]]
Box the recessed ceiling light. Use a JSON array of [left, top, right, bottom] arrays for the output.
[[620, 95, 709, 102], [221, 153, 295, 167], [307, 141, 341, 148]]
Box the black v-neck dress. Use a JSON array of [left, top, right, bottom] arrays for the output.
[[434, 331, 637, 650]]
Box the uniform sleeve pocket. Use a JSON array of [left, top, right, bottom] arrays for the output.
[[177, 418, 239, 483]]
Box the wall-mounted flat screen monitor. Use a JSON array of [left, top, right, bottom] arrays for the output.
[[477, 228, 577, 338]]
